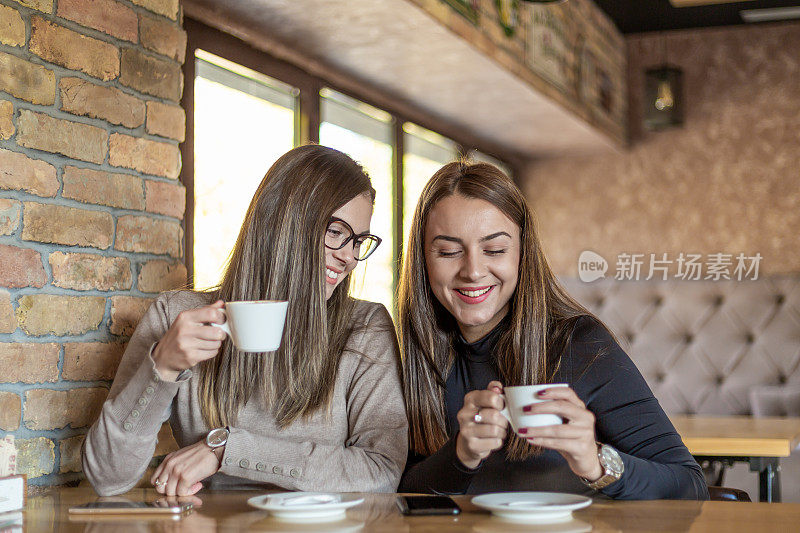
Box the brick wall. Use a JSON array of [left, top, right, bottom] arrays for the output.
[[0, 0, 187, 488]]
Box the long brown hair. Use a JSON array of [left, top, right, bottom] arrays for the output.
[[398, 161, 592, 460], [198, 144, 375, 429]]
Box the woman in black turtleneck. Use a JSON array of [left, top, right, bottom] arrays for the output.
[[396, 161, 707, 499]]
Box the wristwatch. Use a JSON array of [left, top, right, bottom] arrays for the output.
[[581, 442, 624, 490], [205, 427, 229, 449]]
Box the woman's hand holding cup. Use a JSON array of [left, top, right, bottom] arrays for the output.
[[152, 301, 227, 381], [519, 386, 603, 482], [455, 381, 509, 469]]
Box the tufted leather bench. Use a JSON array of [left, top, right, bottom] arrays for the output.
[[561, 275, 800, 501]]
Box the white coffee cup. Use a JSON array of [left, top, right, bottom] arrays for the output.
[[212, 300, 288, 352], [499, 383, 569, 434]]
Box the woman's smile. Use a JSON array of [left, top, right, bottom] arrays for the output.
[[454, 285, 495, 303]]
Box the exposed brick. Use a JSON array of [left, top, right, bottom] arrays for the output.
[[0, 148, 58, 197], [119, 47, 181, 101], [0, 199, 20, 235], [63, 342, 125, 381], [115, 215, 182, 257], [15, 294, 106, 336], [145, 180, 184, 218], [109, 133, 180, 178], [50, 252, 132, 291], [0, 392, 21, 431], [145, 100, 184, 141], [0, 290, 15, 333], [14, 1, 53, 13], [0, 5, 25, 47], [138, 260, 186, 293], [16, 437, 55, 479], [60, 77, 146, 128], [29, 16, 119, 81], [0, 244, 47, 288], [110, 295, 153, 336], [24, 387, 107, 429], [0, 342, 59, 383], [130, 0, 179, 21], [140, 13, 186, 62], [62, 166, 145, 210], [0, 100, 13, 139], [57, 0, 138, 42], [22, 202, 113, 249], [0, 52, 56, 105], [59, 435, 84, 473], [17, 109, 108, 164]]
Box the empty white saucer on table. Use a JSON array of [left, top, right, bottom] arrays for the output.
[[247, 492, 364, 522], [471, 492, 592, 523]]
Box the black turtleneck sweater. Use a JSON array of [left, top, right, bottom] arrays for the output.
[[399, 315, 708, 500]]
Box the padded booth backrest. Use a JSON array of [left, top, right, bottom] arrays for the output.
[[560, 276, 800, 416]]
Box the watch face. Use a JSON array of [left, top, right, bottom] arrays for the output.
[[207, 428, 228, 447], [600, 445, 624, 474]]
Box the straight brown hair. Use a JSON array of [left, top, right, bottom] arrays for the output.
[[398, 161, 593, 460], [198, 144, 375, 429]]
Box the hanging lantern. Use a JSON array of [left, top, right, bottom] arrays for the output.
[[644, 66, 683, 130]]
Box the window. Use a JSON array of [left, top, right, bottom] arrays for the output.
[[402, 122, 459, 240], [193, 50, 298, 289]]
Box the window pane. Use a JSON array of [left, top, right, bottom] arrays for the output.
[[320, 89, 394, 312], [402, 122, 459, 243], [193, 50, 297, 290]]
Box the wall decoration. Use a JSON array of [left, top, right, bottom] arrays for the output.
[[527, 4, 570, 90], [495, 0, 520, 37], [442, 0, 480, 25], [415, 0, 626, 141]]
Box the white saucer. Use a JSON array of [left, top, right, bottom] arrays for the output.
[[471, 492, 592, 523], [247, 493, 364, 522]]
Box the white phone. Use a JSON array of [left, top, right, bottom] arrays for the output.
[[69, 501, 193, 515]]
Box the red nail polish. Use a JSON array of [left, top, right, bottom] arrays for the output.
[[518, 428, 528, 434], [537, 390, 548, 397], [522, 405, 532, 412]]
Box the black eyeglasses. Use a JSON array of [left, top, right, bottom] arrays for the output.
[[325, 217, 382, 261]]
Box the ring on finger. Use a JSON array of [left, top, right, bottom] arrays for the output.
[[154, 479, 165, 488], [473, 411, 483, 424]]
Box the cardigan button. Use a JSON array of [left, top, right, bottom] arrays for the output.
[[273, 466, 283, 475], [290, 469, 300, 478], [239, 459, 250, 469]]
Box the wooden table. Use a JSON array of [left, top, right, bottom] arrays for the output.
[[15, 487, 800, 532], [670, 415, 800, 503]]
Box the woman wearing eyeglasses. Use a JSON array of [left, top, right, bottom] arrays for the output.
[[83, 145, 407, 497]]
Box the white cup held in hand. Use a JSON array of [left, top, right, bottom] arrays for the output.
[[213, 300, 288, 352], [499, 384, 569, 434]]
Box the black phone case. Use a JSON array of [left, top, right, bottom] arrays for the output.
[[396, 496, 461, 515]]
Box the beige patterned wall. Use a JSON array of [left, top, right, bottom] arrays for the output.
[[522, 21, 800, 277]]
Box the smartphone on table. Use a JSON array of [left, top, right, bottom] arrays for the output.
[[396, 495, 461, 515], [69, 500, 193, 515]]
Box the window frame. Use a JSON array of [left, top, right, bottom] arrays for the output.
[[181, 18, 522, 297]]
